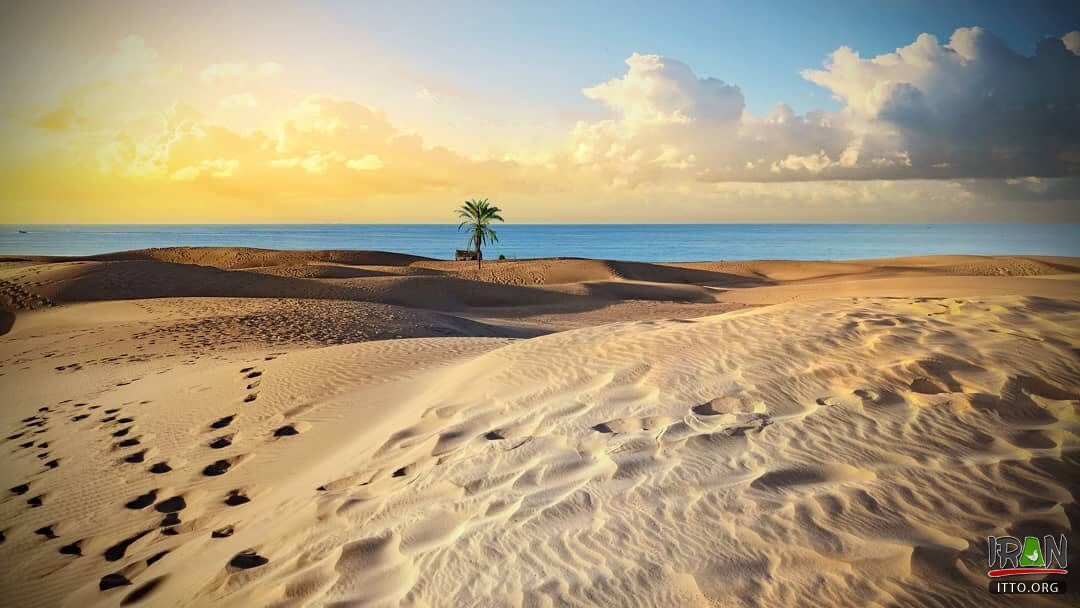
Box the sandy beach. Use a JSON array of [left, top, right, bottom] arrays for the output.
[[0, 248, 1077, 607]]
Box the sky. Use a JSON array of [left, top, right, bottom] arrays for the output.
[[1, 0, 1079, 223]]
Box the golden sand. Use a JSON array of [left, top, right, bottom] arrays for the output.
[[1, 249, 1077, 606]]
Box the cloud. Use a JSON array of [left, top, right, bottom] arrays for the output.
[[569, 53, 809, 186], [346, 154, 384, 171], [799, 27, 1080, 179], [200, 62, 282, 84], [268, 150, 344, 174], [572, 29, 1080, 184], [583, 53, 744, 128], [568, 54, 746, 187], [21, 86, 541, 204], [219, 93, 257, 109], [3, 30, 1078, 223], [1065, 31, 1080, 55], [169, 158, 239, 181], [416, 87, 440, 103], [0, 34, 541, 209], [32, 105, 77, 131]]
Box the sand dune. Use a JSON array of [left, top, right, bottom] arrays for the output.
[[3, 249, 1077, 316], [90, 247, 432, 269], [1, 249, 1078, 607]]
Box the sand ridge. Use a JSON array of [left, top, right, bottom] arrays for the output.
[[2, 250, 1078, 327], [4, 251, 1077, 307]]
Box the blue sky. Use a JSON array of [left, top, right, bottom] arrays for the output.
[[330, 0, 1080, 115]]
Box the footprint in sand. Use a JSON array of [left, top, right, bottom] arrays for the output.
[[212, 525, 234, 538], [149, 462, 172, 474], [229, 551, 269, 569], [10, 483, 30, 495], [34, 525, 58, 540], [59, 540, 82, 556], [210, 415, 235, 430], [125, 490, 157, 510], [99, 573, 131, 591], [124, 450, 147, 464], [209, 435, 233, 449], [44, 458, 60, 469], [104, 530, 151, 561], [244, 394, 258, 403], [224, 489, 250, 506], [203, 459, 233, 476], [273, 425, 298, 438], [154, 496, 186, 513], [27, 495, 43, 508]]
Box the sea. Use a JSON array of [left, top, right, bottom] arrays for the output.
[[1, 224, 1077, 262]]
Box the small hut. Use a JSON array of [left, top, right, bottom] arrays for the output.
[[455, 249, 479, 261]]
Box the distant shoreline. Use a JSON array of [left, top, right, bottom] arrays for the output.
[[3, 246, 1080, 266], [2, 224, 1078, 260]]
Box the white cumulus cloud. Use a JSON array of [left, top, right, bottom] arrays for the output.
[[572, 29, 1080, 185]]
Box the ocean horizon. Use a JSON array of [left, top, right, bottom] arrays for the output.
[[1, 223, 1078, 261]]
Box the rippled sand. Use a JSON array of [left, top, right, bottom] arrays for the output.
[[1, 250, 1077, 606]]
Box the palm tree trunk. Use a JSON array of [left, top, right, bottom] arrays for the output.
[[475, 230, 482, 270]]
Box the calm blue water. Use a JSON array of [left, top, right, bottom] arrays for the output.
[[0, 224, 1077, 261]]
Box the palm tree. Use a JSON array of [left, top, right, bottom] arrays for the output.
[[456, 198, 504, 269]]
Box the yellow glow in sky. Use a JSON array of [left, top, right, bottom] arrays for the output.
[[1, 4, 1078, 223]]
